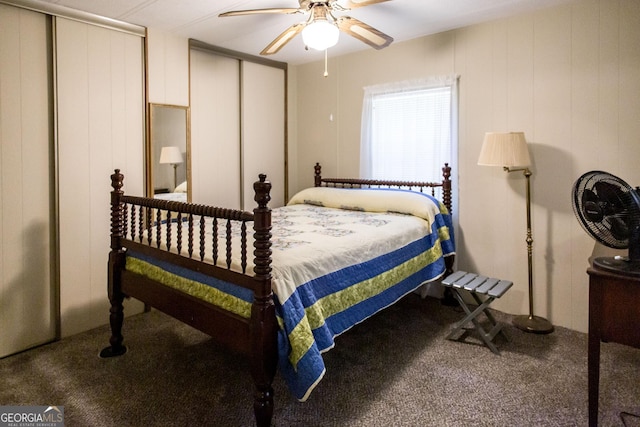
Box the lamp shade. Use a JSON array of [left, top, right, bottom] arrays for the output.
[[159, 146, 183, 165], [477, 132, 531, 167], [302, 20, 339, 51]]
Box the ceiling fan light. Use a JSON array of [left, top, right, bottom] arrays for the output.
[[302, 20, 339, 51]]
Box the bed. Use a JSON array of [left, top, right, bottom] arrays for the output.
[[153, 180, 188, 202], [101, 162, 455, 427]]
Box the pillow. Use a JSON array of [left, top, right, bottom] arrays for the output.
[[174, 181, 188, 193], [287, 186, 446, 223]]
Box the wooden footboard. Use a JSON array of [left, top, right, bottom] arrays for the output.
[[103, 170, 277, 427]]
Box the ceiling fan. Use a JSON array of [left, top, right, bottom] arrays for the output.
[[219, 0, 394, 55]]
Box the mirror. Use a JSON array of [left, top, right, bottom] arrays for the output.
[[148, 103, 190, 202]]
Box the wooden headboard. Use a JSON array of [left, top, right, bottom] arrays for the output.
[[313, 162, 452, 214]]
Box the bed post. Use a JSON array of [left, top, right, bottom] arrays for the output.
[[442, 163, 452, 214], [314, 162, 322, 187], [251, 174, 277, 427], [440, 163, 457, 304], [100, 169, 128, 358]]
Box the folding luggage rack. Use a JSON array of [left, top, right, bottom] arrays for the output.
[[442, 271, 513, 354]]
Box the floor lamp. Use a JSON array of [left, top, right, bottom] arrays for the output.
[[159, 146, 183, 191], [477, 132, 554, 334]]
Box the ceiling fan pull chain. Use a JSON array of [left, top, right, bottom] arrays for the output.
[[324, 49, 329, 77]]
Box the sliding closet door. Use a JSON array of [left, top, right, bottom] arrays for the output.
[[190, 43, 287, 211], [242, 62, 286, 209], [0, 5, 55, 357], [56, 18, 145, 337], [190, 49, 241, 208]]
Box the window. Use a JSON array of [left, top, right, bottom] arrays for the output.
[[360, 76, 458, 184]]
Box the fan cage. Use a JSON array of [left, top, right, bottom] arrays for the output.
[[572, 171, 640, 256]]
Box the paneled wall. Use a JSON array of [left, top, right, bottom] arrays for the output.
[[0, 5, 55, 357], [1, 2, 146, 350], [190, 49, 241, 208], [147, 28, 189, 106], [56, 18, 145, 337], [292, 0, 640, 333], [241, 61, 286, 209]]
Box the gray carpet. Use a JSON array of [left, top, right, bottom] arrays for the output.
[[1, 295, 639, 427]]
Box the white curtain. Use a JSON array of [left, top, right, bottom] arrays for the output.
[[360, 75, 459, 182], [360, 75, 460, 287]]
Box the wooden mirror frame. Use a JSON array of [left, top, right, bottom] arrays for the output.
[[147, 103, 191, 202]]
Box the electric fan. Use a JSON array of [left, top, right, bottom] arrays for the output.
[[572, 170, 640, 275]]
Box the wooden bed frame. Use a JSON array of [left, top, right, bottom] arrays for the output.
[[101, 162, 453, 427]]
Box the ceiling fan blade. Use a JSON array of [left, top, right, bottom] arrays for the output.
[[219, 8, 300, 18], [337, 16, 393, 49], [261, 23, 305, 55], [339, 0, 391, 9]]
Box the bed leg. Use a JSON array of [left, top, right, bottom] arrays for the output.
[[250, 300, 277, 427], [250, 306, 277, 427], [253, 384, 275, 427], [99, 293, 127, 358], [100, 251, 127, 358], [441, 255, 458, 307]]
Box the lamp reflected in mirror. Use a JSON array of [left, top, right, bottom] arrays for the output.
[[159, 146, 183, 190]]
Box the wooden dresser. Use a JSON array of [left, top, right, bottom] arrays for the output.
[[587, 259, 640, 427]]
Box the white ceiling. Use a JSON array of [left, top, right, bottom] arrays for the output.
[[39, 0, 572, 65]]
